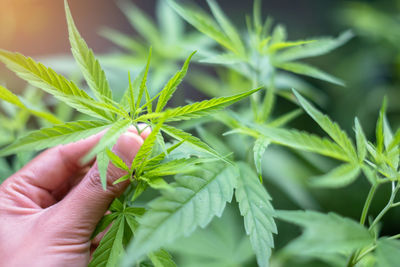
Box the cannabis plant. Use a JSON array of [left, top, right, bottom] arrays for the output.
[[0, 1, 264, 266], [2, 0, 399, 266]]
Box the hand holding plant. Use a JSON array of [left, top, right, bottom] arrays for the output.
[[0, 127, 148, 267]]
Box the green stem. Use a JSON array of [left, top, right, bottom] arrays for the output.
[[369, 182, 400, 231], [391, 201, 400, 208], [388, 233, 400, 240], [360, 183, 379, 225], [354, 245, 377, 263]]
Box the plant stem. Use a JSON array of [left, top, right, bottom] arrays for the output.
[[354, 245, 377, 263], [369, 182, 400, 231], [360, 183, 379, 225], [348, 182, 400, 266], [388, 233, 400, 240]]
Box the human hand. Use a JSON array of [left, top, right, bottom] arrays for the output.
[[0, 127, 149, 267]]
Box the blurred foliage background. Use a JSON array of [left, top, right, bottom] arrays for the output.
[[1, 0, 400, 266]]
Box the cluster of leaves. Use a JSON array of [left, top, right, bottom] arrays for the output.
[[162, 0, 400, 265], [229, 88, 400, 265], [0, 1, 274, 266], [99, 0, 212, 91], [2, 0, 400, 266], [167, 0, 353, 101]]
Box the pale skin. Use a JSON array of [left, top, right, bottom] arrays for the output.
[[0, 127, 150, 267]]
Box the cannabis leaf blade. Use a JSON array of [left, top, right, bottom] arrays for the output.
[[132, 119, 165, 172], [235, 162, 277, 267], [275, 62, 344, 86], [0, 120, 109, 156], [148, 249, 177, 267], [122, 165, 237, 266], [275, 30, 354, 62], [0, 50, 113, 121], [151, 88, 261, 122], [354, 118, 367, 162], [277, 210, 374, 256], [206, 0, 244, 55], [255, 126, 349, 161], [106, 148, 129, 171], [310, 163, 361, 188], [293, 89, 357, 160], [119, 1, 161, 45], [155, 52, 195, 112], [89, 215, 125, 267], [167, 0, 237, 53], [65, 0, 113, 103], [84, 119, 132, 162], [0, 85, 62, 124], [253, 137, 270, 180], [161, 125, 225, 161]]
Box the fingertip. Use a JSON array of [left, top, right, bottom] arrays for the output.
[[137, 123, 151, 139], [113, 132, 144, 165], [126, 123, 151, 140]]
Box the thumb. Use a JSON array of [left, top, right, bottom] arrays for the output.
[[55, 131, 144, 233]]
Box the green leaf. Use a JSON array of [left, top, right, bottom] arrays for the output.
[[310, 163, 361, 188], [253, 137, 270, 181], [388, 128, 400, 152], [157, 0, 184, 43], [277, 210, 374, 256], [376, 97, 388, 153], [127, 72, 136, 114], [267, 109, 302, 128], [275, 30, 354, 62], [275, 62, 345, 86], [91, 212, 119, 239], [119, 1, 161, 45], [0, 85, 62, 124], [155, 52, 195, 112], [0, 84, 25, 109], [122, 165, 237, 266], [143, 177, 172, 190], [236, 162, 276, 267], [131, 180, 148, 202], [161, 125, 225, 161], [97, 149, 110, 190], [84, 119, 132, 163], [255, 126, 349, 161], [132, 119, 165, 173], [106, 148, 129, 171], [0, 50, 113, 121], [136, 48, 152, 109], [167, 0, 237, 53], [144, 158, 200, 177], [69, 95, 129, 119], [89, 215, 125, 267], [99, 27, 145, 53], [65, 0, 113, 104], [196, 126, 231, 156], [268, 40, 315, 53], [0, 120, 109, 156], [206, 0, 244, 55], [145, 140, 186, 168], [110, 198, 124, 212], [148, 249, 177, 267], [270, 24, 287, 45], [375, 238, 400, 267], [293, 89, 357, 160], [112, 174, 131, 185], [354, 118, 367, 162], [160, 88, 262, 122]]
